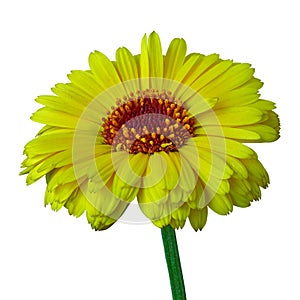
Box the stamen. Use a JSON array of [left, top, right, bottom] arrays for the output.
[[101, 90, 195, 154]]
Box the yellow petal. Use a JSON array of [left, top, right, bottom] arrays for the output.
[[47, 163, 88, 189], [52, 82, 94, 107], [241, 124, 279, 142], [208, 193, 233, 215], [249, 99, 276, 111], [169, 151, 197, 192], [184, 96, 219, 116], [170, 204, 190, 229], [140, 34, 149, 79], [67, 70, 103, 97], [248, 180, 262, 200], [148, 31, 163, 78], [262, 111, 280, 131], [65, 188, 86, 217], [36, 149, 72, 172], [88, 153, 120, 189], [21, 152, 53, 168], [214, 88, 259, 109], [24, 132, 73, 154], [36, 95, 83, 117], [138, 185, 168, 205], [198, 148, 233, 180], [164, 38, 187, 79], [45, 181, 78, 211], [25, 164, 55, 185], [31, 107, 79, 129], [159, 152, 179, 190], [88, 50, 122, 89], [190, 136, 257, 159], [242, 159, 269, 187], [200, 106, 264, 126], [187, 178, 206, 209], [230, 178, 252, 194], [225, 155, 248, 179], [112, 174, 139, 202], [189, 207, 208, 231], [195, 126, 261, 140], [115, 47, 139, 93], [181, 54, 220, 88], [175, 54, 219, 98], [138, 188, 169, 223], [85, 200, 119, 231], [180, 145, 230, 194], [152, 214, 172, 228], [142, 152, 167, 190], [114, 152, 149, 187], [230, 190, 252, 207], [87, 179, 130, 216], [200, 63, 254, 95], [173, 53, 203, 84], [116, 47, 138, 81], [190, 60, 233, 92]]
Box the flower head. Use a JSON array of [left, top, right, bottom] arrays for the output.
[[21, 32, 279, 230]]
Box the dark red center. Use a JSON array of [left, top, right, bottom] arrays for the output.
[[101, 91, 195, 154]]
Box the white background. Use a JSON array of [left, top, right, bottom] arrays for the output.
[[1, 0, 299, 299]]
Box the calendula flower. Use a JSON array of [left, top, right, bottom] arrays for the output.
[[21, 32, 279, 232]]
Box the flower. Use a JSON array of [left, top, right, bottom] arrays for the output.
[[21, 32, 279, 231]]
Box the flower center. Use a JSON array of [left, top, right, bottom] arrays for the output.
[[101, 90, 195, 154]]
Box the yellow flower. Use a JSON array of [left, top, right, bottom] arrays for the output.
[[21, 32, 279, 231]]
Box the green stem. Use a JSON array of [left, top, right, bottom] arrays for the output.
[[161, 225, 186, 300]]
